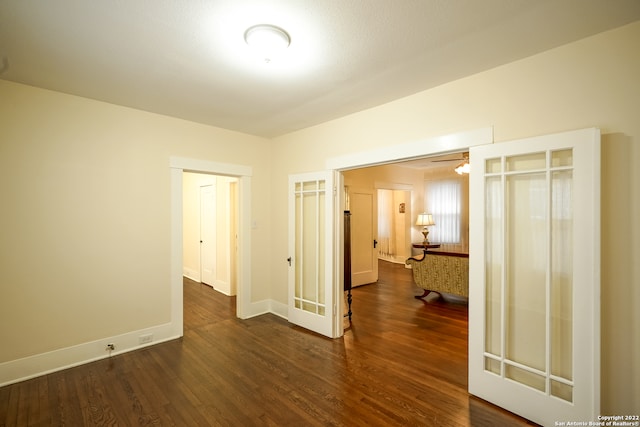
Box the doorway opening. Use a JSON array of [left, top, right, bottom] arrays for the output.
[[182, 172, 239, 297], [332, 127, 492, 333], [170, 157, 253, 338], [342, 153, 470, 293]]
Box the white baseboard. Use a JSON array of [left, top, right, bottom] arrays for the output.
[[268, 300, 288, 320], [214, 279, 232, 296], [378, 255, 407, 264], [0, 323, 180, 387], [243, 299, 288, 320], [183, 268, 200, 282], [1, 300, 289, 387]]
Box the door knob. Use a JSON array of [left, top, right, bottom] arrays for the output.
[[373, 239, 378, 248]]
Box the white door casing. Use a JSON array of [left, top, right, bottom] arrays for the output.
[[468, 128, 600, 426], [288, 171, 337, 338], [170, 156, 252, 333]]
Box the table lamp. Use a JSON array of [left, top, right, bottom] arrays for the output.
[[416, 213, 435, 245]]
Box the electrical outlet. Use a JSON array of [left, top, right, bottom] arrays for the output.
[[139, 333, 153, 344], [106, 343, 115, 351]]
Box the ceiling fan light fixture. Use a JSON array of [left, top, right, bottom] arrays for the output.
[[455, 161, 470, 175], [244, 24, 291, 62]]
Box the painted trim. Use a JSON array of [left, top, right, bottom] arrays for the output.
[[170, 157, 252, 177], [236, 175, 252, 319], [183, 268, 200, 282], [269, 299, 288, 320], [213, 279, 232, 296], [170, 167, 184, 337], [169, 157, 253, 321], [0, 324, 178, 387], [326, 127, 493, 171]]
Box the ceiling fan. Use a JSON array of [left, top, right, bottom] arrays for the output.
[[431, 152, 470, 174], [430, 152, 469, 163]]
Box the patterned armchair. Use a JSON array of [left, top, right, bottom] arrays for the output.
[[405, 251, 469, 299]]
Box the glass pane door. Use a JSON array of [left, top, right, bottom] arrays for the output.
[[483, 151, 574, 399], [294, 179, 326, 315], [288, 171, 336, 337], [469, 129, 600, 426]]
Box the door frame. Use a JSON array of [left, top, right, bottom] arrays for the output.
[[327, 127, 494, 336], [169, 157, 253, 338]]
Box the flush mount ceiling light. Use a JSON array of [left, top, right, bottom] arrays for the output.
[[244, 24, 291, 62]]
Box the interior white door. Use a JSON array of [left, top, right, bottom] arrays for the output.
[[200, 184, 216, 286], [288, 171, 336, 338], [349, 188, 378, 287], [468, 128, 600, 426]]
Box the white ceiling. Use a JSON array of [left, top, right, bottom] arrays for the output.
[[1, 1, 639, 138]]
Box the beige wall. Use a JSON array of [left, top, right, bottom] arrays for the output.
[[272, 22, 640, 413], [0, 81, 272, 363]]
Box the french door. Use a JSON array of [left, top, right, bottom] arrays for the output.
[[288, 171, 337, 337], [468, 128, 600, 426]]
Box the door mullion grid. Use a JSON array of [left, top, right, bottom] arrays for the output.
[[297, 184, 304, 310], [499, 155, 507, 378], [315, 180, 321, 314], [545, 150, 552, 396], [504, 359, 547, 377], [295, 180, 326, 315]]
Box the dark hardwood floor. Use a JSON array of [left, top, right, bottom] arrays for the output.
[[1, 260, 537, 426]]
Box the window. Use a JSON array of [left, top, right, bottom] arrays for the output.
[[425, 179, 462, 244]]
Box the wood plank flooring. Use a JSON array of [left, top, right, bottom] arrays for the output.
[[1, 260, 538, 426]]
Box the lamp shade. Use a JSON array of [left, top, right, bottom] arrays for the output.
[[415, 213, 435, 226]]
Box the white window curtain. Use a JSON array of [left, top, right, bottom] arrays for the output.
[[425, 179, 461, 244], [377, 189, 395, 258]]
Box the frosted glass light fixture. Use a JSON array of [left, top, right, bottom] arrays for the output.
[[244, 24, 291, 62]]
